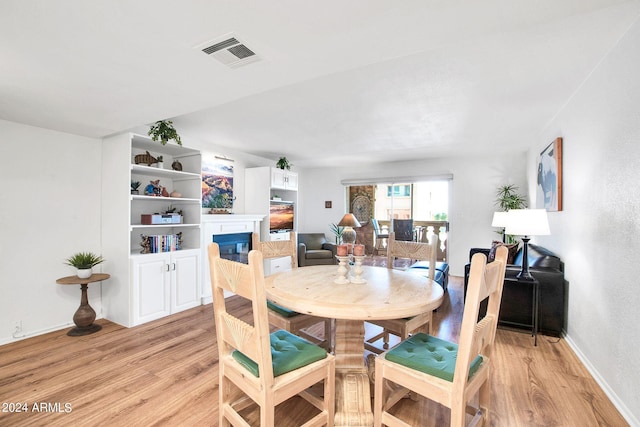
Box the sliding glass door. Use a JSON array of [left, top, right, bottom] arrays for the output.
[[374, 181, 448, 222]]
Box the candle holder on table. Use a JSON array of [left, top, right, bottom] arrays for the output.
[[351, 255, 366, 284], [335, 256, 351, 284]]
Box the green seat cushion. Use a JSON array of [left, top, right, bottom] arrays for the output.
[[232, 329, 327, 377], [267, 300, 300, 318], [386, 333, 483, 382]]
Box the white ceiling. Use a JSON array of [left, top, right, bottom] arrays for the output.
[[1, 1, 639, 167]]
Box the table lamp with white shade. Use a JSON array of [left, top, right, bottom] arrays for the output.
[[491, 211, 509, 243], [504, 209, 550, 281]]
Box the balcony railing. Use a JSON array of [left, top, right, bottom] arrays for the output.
[[378, 220, 449, 261]]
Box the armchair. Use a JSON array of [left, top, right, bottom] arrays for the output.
[[298, 233, 338, 267]]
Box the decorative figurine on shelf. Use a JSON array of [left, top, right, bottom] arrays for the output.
[[140, 234, 151, 254], [171, 159, 183, 171], [161, 186, 170, 197], [134, 150, 158, 166], [145, 180, 162, 196]]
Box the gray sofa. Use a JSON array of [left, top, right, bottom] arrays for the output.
[[298, 233, 337, 267]]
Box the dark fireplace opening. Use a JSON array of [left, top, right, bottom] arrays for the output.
[[213, 232, 252, 264]]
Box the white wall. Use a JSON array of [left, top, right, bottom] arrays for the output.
[[298, 152, 527, 276], [526, 18, 640, 425], [0, 120, 102, 344]]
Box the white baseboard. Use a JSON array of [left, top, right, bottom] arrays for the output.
[[564, 333, 639, 427], [0, 321, 76, 346]]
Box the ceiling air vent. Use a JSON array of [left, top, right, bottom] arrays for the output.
[[198, 35, 261, 68]]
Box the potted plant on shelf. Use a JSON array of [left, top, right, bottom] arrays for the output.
[[156, 156, 164, 168], [131, 180, 141, 195], [65, 252, 105, 279], [276, 157, 291, 170], [148, 120, 182, 146]]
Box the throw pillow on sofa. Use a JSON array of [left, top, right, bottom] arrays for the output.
[[488, 241, 518, 264]]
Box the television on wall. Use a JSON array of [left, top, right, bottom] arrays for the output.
[[269, 202, 294, 232]]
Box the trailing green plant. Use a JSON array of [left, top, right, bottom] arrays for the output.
[[495, 184, 527, 211], [148, 120, 182, 146], [276, 157, 291, 170], [64, 252, 105, 269], [329, 223, 344, 244]]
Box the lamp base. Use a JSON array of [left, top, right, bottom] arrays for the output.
[[516, 236, 536, 281], [342, 227, 356, 245], [516, 270, 535, 281]]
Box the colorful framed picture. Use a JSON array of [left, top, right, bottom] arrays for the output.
[[537, 137, 563, 211], [201, 154, 234, 211]]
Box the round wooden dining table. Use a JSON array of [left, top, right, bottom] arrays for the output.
[[265, 264, 444, 427]]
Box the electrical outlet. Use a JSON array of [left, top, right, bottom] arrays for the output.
[[13, 320, 22, 333]]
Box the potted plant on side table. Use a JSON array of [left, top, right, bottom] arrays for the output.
[[65, 252, 105, 279]]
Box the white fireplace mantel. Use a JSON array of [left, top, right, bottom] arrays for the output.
[[202, 214, 265, 236]]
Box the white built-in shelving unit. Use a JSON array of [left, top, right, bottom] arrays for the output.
[[101, 133, 202, 327]]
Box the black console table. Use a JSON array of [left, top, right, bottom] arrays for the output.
[[500, 276, 539, 346]]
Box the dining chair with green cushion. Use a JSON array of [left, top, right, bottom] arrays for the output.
[[373, 245, 508, 427], [365, 232, 438, 354], [252, 232, 333, 351], [208, 243, 335, 426]]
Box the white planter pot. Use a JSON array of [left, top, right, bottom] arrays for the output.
[[77, 268, 92, 279]]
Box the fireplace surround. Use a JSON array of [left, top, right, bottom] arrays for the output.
[[201, 214, 265, 303], [213, 232, 251, 264]]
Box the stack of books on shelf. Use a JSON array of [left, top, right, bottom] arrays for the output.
[[146, 234, 181, 253]]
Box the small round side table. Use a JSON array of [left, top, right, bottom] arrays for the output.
[[56, 273, 110, 336]]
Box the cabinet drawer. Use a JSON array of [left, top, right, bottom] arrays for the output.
[[270, 232, 290, 241], [269, 256, 292, 273]]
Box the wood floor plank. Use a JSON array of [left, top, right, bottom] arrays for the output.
[[0, 274, 628, 426]]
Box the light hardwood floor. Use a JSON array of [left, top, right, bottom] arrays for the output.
[[0, 276, 628, 426]]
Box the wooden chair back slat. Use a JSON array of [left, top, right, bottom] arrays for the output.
[[252, 231, 298, 269], [387, 232, 438, 281]]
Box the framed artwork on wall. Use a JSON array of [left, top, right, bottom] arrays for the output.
[[202, 154, 234, 212], [537, 137, 563, 212]]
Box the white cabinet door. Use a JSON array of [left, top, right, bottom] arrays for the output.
[[132, 254, 171, 325], [284, 171, 298, 190], [271, 168, 287, 189], [171, 249, 200, 313], [270, 168, 298, 190]]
